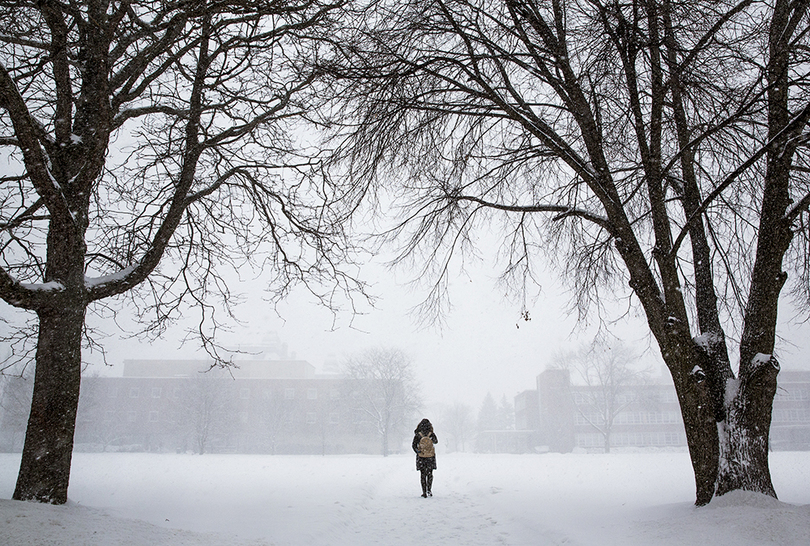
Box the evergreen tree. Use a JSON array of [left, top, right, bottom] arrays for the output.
[[477, 392, 499, 432], [497, 395, 515, 431]]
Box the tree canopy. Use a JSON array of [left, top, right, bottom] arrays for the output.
[[321, 0, 810, 504], [0, 0, 362, 503]]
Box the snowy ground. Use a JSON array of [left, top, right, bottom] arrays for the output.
[[1, 450, 809, 545]]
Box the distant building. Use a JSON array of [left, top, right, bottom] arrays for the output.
[[537, 369, 577, 452], [2, 358, 385, 455], [771, 370, 810, 450], [515, 369, 810, 452], [514, 389, 539, 432]]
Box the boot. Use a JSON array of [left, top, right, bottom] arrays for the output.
[[427, 473, 433, 496], [420, 472, 428, 497]]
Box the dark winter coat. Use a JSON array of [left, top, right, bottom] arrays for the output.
[[412, 419, 438, 472]]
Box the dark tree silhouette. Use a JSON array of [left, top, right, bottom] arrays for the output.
[[0, 0, 360, 504], [322, 0, 810, 504]]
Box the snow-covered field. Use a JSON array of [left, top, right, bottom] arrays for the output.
[[1, 450, 809, 545]]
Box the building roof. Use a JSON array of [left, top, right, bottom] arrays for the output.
[[122, 359, 316, 379]]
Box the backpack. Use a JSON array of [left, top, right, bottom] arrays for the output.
[[418, 432, 435, 457]]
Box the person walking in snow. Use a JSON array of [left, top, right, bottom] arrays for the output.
[[412, 418, 438, 498]]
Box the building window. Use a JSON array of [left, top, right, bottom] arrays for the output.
[[575, 433, 603, 448], [262, 389, 272, 400], [784, 389, 810, 401], [129, 387, 139, 398], [773, 408, 810, 423], [659, 390, 678, 403], [576, 411, 604, 426], [613, 432, 645, 446], [149, 411, 159, 422], [240, 388, 250, 400], [151, 387, 161, 399], [306, 412, 317, 425], [127, 411, 137, 423], [329, 412, 340, 425], [307, 388, 318, 400], [647, 432, 682, 446], [284, 388, 295, 400]]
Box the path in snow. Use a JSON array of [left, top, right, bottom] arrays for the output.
[[323, 456, 515, 545]]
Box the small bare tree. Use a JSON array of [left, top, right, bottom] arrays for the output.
[[344, 347, 421, 456], [260, 389, 296, 455], [74, 374, 123, 452], [182, 373, 235, 455], [0, 364, 32, 451], [560, 342, 649, 453], [442, 401, 474, 452]]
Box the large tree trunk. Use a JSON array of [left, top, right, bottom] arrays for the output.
[[664, 337, 779, 506], [12, 303, 85, 504], [664, 339, 719, 506], [13, 203, 88, 503], [715, 355, 779, 497]]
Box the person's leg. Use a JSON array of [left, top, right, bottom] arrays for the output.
[[420, 470, 428, 497], [427, 470, 433, 496]]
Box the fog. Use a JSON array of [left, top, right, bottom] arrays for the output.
[[79, 262, 620, 407], [77, 250, 810, 410]]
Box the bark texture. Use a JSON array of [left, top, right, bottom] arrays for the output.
[[13, 304, 85, 503], [715, 356, 780, 498]]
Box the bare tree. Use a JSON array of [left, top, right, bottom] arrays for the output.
[[181, 373, 235, 455], [442, 401, 474, 452], [559, 342, 650, 453], [343, 347, 421, 456], [0, 0, 361, 504], [74, 374, 125, 452], [260, 388, 296, 455], [0, 364, 32, 452], [323, 0, 810, 504]]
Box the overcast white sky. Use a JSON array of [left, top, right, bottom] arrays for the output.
[[72, 252, 619, 405], [2, 218, 809, 411], [71, 248, 810, 410]]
